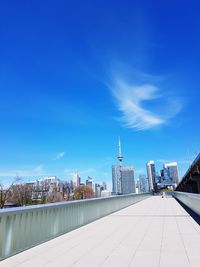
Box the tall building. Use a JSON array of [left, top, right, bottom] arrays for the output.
[[102, 181, 107, 190], [139, 174, 149, 193], [95, 183, 101, 197], [112, 137, 135, 195], [163, 162, 179, 185], [112, 165, 122, 194], [146, 161, 156, 192], [157, 162, 179, 190], [72, 173, 80, 188], [121, 166, 135, 194], [86, 176, 96, 192], [112, 165, 135, 194], [135, 179, 141, 194]]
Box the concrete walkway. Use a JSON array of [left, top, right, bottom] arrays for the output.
[[1, 196, 200, 267]]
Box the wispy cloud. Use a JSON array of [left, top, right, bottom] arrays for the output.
[[64, 169, 78, 176], [0, 164, 46, 177], [157, 159, 170, 163], [34, 164, 44, 173], [157, 159, 189, 165], [177, 160, 190, 165], [54, 152, 65, 160], [109, 70, 182, 130], [64, 168, 96, 177]]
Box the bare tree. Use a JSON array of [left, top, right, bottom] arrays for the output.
[[9, 183, 33, 206], [58, 181, 74, 200], [46, 191, 63, 203], [0, 178, 20, 209], [35, 180, 49, 204]]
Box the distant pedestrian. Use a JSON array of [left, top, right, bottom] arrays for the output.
[[162, 191, 165, 198]]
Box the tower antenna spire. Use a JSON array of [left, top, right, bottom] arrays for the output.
[[118, 136, 123, 166]]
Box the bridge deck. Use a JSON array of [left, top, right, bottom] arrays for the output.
[[1, 196, 200, 267]]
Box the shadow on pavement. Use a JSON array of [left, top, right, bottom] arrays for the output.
[[174, 198, 200, 226]]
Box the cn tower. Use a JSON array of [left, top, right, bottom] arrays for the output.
[[117, 137, 123, 166]]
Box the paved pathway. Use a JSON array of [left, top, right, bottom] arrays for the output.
[[1, 196, 200, 267]]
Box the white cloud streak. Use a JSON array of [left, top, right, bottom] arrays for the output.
[[110, 74, 182, 131], [157, 159, 170, 163], [177, 160, 190, 165], [157, 159, 189, 165], [54, 152, 65, 160], [0, 165, 45, 177], [34, 164, 44, 173], [64, 168, 96, 177]]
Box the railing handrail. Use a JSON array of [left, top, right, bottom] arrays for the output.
[[173, 191, 200, 217], [174, 191, 200, 199], [0, 193, 139, 215]]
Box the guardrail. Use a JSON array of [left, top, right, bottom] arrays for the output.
[[0, 193, 151, 261], [173, 191, 200, 216]]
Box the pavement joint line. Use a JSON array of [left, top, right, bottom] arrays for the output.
[[68, 216, 128, 266], [158, 199, 166, 267], [174, 205, 192, 267], [98, 217, 142, 266], [127, 202, 160, 267], [41, 234, 94, 267]]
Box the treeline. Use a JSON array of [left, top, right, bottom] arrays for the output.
[[0, 180, 94, 209]]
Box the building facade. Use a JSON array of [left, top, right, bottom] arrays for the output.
[[139, 174, 149, 193], [112, 165, 135, 194], [72, 173, 80, 188], [163, 162, 179, 185], [121, 166, 135, 194], [112, 165, 122, 194], [146, 161, 156, 192], [86, 176, 96, 193]]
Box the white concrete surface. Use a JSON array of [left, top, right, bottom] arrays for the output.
[[1, 196, 200, 267]]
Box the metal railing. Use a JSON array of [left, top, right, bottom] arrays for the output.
[[0, 193, 151, 261], [173, 191, 200, 216]]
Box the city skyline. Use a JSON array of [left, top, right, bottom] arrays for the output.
[[0, 1, 200, 188], [0, 137, 185, 191]]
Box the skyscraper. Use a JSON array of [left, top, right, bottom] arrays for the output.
[[102, 181, 107, 190], [86, 176, 96, 192], [139, 174, 149, 193], [112, 137, 135, 195], [163, 162, 179, 185], [146, 161, 156, 192], [72, 173, 80, 188], [121, 166, 135, 194], [112, 165, 122, 194]]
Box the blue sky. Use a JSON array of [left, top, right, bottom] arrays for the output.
[[0, 0, 200, 188]]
